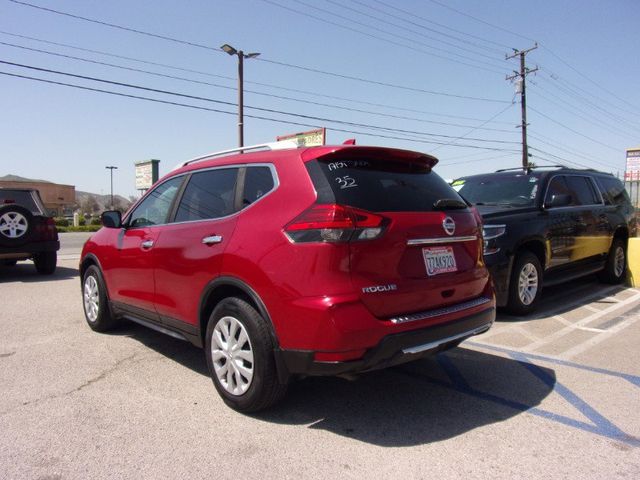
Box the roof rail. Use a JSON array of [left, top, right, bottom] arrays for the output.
[[495, 165, 567, 172], [174, 140, 299, 170]]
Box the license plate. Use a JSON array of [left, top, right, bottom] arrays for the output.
[[423, 246, 457, 276]]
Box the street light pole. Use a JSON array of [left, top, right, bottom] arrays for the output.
[[105, 166, 118, 210], [221, 44, 260, 148]]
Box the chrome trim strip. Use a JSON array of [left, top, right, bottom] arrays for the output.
[[407, 235, 477, 246], [390, 296, 491, 324], [402, 323, 492, 355]]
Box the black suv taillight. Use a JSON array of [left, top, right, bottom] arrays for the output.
[[284, 204, 387, 243]]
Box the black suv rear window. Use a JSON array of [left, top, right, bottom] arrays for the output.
[[306, 157, 464, 212], [0, 190, 41, 214]]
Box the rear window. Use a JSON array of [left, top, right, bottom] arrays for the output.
[[306, 157, 464, 212], [597, 176, 630, 206], [454, 174, 540, 206], [0, 190, 41, 214]]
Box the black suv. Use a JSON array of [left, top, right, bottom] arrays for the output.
[[453, 167, 636, 314], [0, 188, 59, 274]]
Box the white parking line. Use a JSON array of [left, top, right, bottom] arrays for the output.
[[521, 290, 640, 353]]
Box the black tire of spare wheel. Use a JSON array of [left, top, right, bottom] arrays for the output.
[[205, 297, 287, 413], [3, 259, 18, 266], [597, 238, 627, 284], [0, 205, 34, 247], [506, 251, 543, 316], [82, 265, 119, 332], [34, 251, 57, 275]]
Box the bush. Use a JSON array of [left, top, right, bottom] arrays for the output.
[[53, 217, 69, 227], [57, 225, 102, 233], [90, 217, 102, 226]]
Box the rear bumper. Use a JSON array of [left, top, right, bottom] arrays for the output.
[[278, 306, 495, 376], [0, 240, 59, 259]]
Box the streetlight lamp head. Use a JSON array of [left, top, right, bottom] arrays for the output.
[[245, 52, 260, 59], [221, 44, 237, 56]]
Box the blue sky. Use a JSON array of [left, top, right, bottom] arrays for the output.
[[1, 0, 639, 197]]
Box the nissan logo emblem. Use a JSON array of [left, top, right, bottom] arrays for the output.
[[442, 216, 456, 236]]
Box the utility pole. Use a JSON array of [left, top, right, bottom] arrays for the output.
[[105, 166, 118, 210], [506, 44, 538, 171]]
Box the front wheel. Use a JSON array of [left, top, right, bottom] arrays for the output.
[[598, 238, 627, 284], [82, 265, 119, 332], [506, 251, 543, 315], [205, 297, 287, 412]]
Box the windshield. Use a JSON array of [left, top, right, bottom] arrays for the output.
[[452, 174, 540, 207]]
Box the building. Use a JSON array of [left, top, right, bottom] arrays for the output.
[[0, 176, 76, 216]]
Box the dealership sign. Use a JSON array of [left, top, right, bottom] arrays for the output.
[[135, 159, 160, 190], [626, 149, 640, 181], [277, 128, 326, 147]]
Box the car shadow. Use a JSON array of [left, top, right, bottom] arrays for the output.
[[113, 322, 555, 447], [497, 274, 629, 322], [0, 263, 78, 282]]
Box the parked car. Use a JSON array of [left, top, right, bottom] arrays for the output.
[[453, 166, 636, 314], [80, 142, 495, 412], [0, 188, 59, 274]]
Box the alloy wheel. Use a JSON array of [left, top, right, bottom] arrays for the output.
[[518, 263, 539, 306], [84, 275, 100, 322], [0, 212, 28, 238], [614, 246, 625, 278]]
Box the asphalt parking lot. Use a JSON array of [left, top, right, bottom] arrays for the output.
[[1, 233, 638, 479]]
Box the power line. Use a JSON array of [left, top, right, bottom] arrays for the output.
[[0, 30, 516, 123], [0, 69, 521, 153], [260, 0, 506, 74], [0, 40, 520, 134], [0, 60, 520, 146], [426, 0, 536, 44], [321, 0, 507, 63], [365, 0, 510, 53], [527, 133, 616, 170], [7, 0, 222, 53]]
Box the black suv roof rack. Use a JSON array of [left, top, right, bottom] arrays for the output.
[[495, 165, 567, 172]]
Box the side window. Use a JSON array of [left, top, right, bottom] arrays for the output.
[[242, 166, 275, 207], [598, 177, 629, 206], [175, 168, 238, 222], [128, 176, 183, 228], [545, 176, 571, 207], [565, 176, 599, 205]]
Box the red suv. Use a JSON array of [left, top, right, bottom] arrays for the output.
[[80, 142, 495, 412]]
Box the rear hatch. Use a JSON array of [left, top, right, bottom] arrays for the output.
[[305, 147, 487, 319]]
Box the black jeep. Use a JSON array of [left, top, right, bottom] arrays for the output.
[[453, 167, 636, 314], [0, 188, 59, 274]]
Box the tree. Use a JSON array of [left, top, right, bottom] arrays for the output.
[[81, 195, 99, 214]]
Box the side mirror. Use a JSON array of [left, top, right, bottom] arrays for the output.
[[101, 210, 122, 228], [545, 193, 572, 209]]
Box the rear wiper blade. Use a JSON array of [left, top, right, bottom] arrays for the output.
[[433, 198, 468, 210]]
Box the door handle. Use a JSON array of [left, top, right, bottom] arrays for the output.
[[141, 239, 154, 249], [202, 235, 223, 245]]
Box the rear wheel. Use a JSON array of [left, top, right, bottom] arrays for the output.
[[506, 251, 542, 315], [598, 238, 627, 284], [82, 265, 119, 332], [205, 297, 287, 412], [34, 251, 57, 275], [2, 259, 18, 266]]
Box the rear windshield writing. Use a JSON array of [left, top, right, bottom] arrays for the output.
[[306, 157, 465, 212]]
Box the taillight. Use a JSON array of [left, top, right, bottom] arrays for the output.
[[35, 217, 58, 241], [284, 204, 387, 243]]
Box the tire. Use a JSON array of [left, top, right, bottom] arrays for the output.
[[506, 251, 543, 315], [82, 265, 119, 332], [205, 297, 287, 412], [2, 259, 18, 266], [0, 205, 33, 247], [597, 238, 627, 284], [34, 251, 57, 275]]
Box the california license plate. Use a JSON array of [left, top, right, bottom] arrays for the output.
[[423, 246, 457, 276]]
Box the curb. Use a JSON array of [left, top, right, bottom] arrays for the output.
[[628, 237, 640, 287]]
